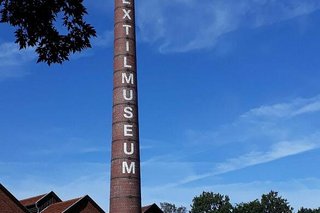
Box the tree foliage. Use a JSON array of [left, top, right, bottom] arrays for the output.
[[167, 190, 318, 213], [160, 202, 187, 213], [190, 191, 233, 213], [0, 0, 96, 65], [261, 191, 293, 213], [298, 208, 320, 213], [234, 191, 293, 213], [234, 200, 262, 213]]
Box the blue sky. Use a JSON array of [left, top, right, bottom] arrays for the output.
[[1, 0, 320, 211]]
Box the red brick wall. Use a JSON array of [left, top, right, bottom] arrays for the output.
[[0, 190, 26, 213]]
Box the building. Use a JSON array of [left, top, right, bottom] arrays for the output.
[[20, 193, 104, 213], [0, 184, 163, 213], [0, 184, 104, 213], [20, 191, 62, 213], [0, 184, 28, 213], [142, 204, 164, 213]]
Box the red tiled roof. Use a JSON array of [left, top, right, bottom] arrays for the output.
[[40, 197, 82, 213], [0, 184, 29, 213], [20, 193, 47, 206], [142, 204, 153, 212]]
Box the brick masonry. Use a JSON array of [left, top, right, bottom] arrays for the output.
[[109, 0, 142, 213]]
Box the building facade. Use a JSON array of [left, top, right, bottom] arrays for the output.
[[0, 184, 104, 213]]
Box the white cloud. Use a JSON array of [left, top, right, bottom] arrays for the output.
[[294, 100, 320, 116], [0, 42, 35, 66], [0, 32, 108, 80], [0, 66, 30, 81], [243, 95, 320, 118], [161, 136, 319, 187], [150, 95, 320, 186], [187, 95, 320, 148], [0, 42, 35, 80], [136, 0, 320, 53], [214, 138, 319, 175]]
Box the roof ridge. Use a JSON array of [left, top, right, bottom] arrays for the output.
[[61, 196, 85, 213], [39, 196, 83, 213], [35, 192, 50, 204], [20, 192, 48, 202], [0, 184, 29, 213]]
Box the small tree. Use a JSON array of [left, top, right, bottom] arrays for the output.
[[298, 208, 320, 213], [160, 202, 187, 213], [190, 191, 233, 213], [260, 191, 293, 213], [177, 206, 187, 213]]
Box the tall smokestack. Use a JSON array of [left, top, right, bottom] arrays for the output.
[[109, 0, 141, 212]]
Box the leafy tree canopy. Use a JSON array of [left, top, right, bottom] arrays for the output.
[[0, 0, 96, 65], [160, 202, 187, 213], [298, 208, 320, 213], [234, 199, 262, 213], [234, 191, 293, 213], [190, 191, 233, 213], [261, 191, 293, 213]]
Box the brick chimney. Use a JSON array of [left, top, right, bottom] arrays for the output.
[[109, 0, 141, 212]]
